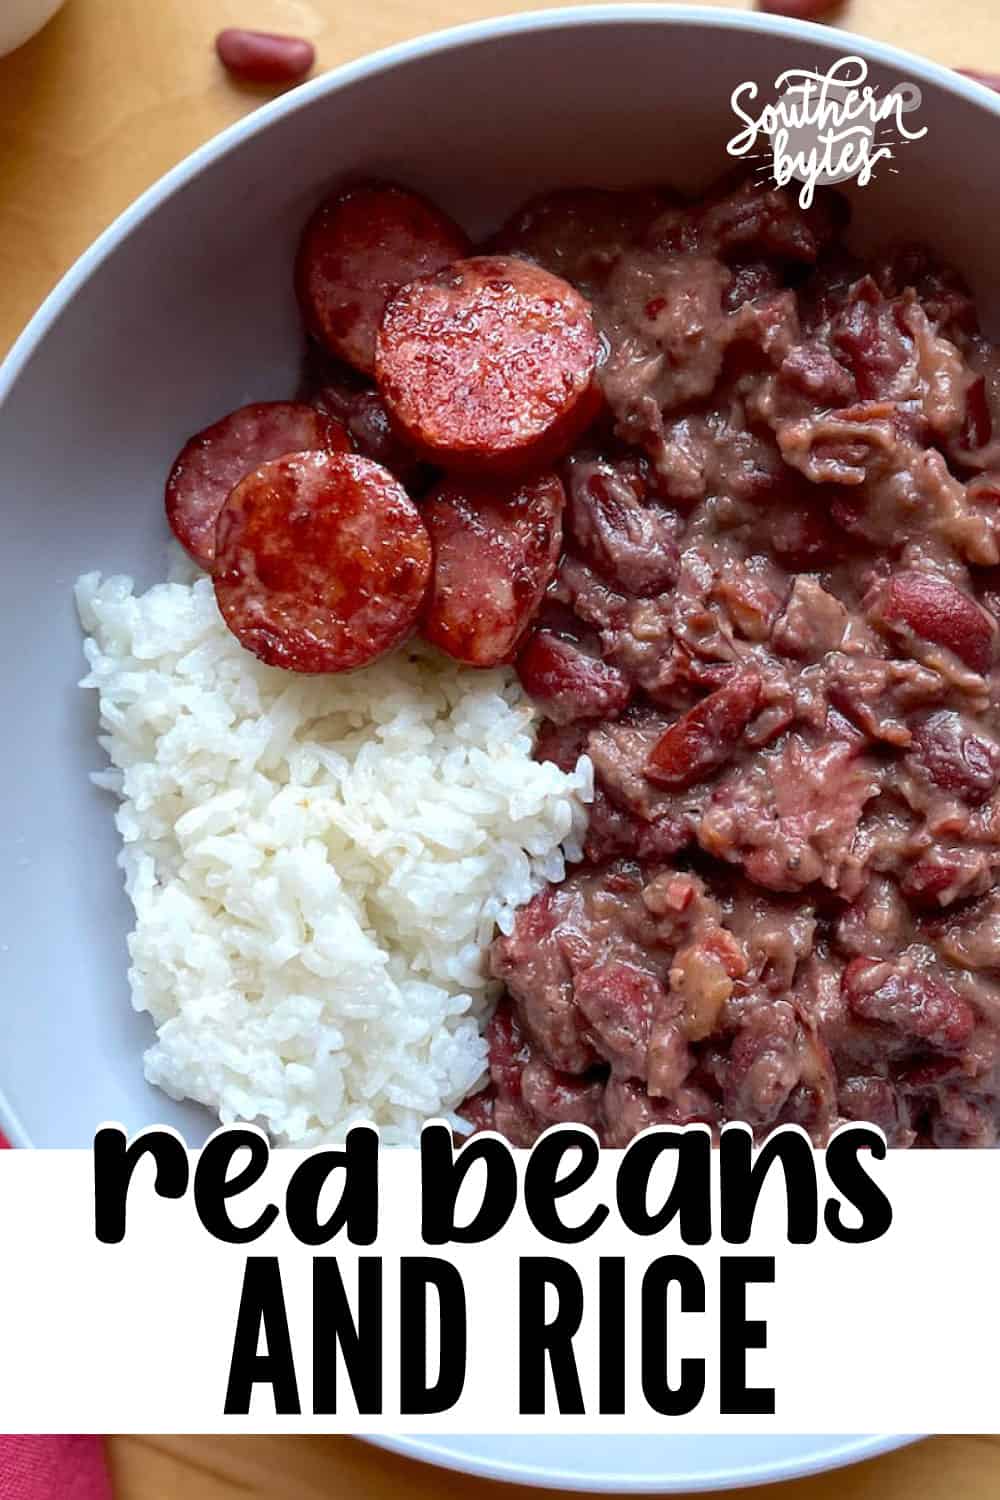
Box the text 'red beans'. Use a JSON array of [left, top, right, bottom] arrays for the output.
[[215, 29, 316, 85]]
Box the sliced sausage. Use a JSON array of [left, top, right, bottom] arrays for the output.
[[165, 401, 351, 568], [296, 181, 470, 375], [375, 255, 601, 473], [214, 451, 431, 673], [215, 29, 315, 85], [421, 473, 565, 666]]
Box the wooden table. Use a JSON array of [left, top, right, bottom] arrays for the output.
[[107, 1436, 1000, 1499], [2, 0, 999, 1494]]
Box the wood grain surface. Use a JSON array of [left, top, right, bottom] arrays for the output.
[[106, 1435, 1000, 1498], [2, 0, 999, 1493]]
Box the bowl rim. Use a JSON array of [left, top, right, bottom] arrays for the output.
[[366, 1433, 925, 1492]]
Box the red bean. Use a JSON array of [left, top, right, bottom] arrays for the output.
[[869, 571, 996, 674], [756, 0, 842, 17], [907, 710, 1000, 805], [644, 672, 762, 789], [842, 959, 975, 1051], [215, 29, 315, 86], [517, 632, 632, 725]]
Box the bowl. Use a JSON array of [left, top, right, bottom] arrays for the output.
[[0, 0, 67, 58], [3, 2, 968, 1484], [7, 1, 1000, 1152]]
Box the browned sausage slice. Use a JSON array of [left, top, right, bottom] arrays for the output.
[[375, 255, 601, 473], [165, 401, 350, 568], [214, 451, 432, 673], [421, 473, 565, 666], [296, 182, 470, 375]]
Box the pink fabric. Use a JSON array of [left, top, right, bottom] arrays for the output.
[[0, 1438, 111, 1500], [0, 1158, 110, 1498]]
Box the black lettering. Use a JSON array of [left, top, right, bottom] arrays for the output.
[[420, 1121, 517, 1244], [286, 1126, 379, 1246], [313, 1257, 382, 1414], [719, 1257, 774, 1415], [617, 1127, 711, 1244], [518, 1258, 585, 1414], [525, 1128, 608, 1244], [194, 1128, 278, 1244], [598, 1257, 625, 1414], [93, 1126, 188, 1244], [640, 1256, 705, 1416], [824, 1125, 892, 1243], [720, 1124, 818, 1245], [224, 1257, 300, 1415], [400, 1258, 467, 1414]]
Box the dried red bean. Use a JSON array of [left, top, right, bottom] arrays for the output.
[[215, 29, 315, 85], [756, 0, 842, 16]]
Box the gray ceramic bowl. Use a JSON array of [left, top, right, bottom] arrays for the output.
[[0, 4, 983, 1479]]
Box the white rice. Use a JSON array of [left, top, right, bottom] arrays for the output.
[[75, 564, 592, 1144]]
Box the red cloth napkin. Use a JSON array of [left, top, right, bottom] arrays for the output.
[[0, 1146, 112, 1498], [0, 1438, 111, 1500]]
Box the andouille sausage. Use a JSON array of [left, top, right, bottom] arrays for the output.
[[165, 401, 350, 568], [375, 255, 602, 474], [295, 182, 470, 375], [421, 473, 565, 666], [214, 451, 432, 672]]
